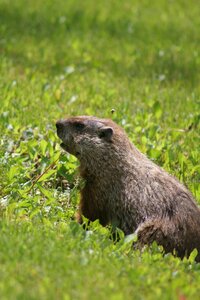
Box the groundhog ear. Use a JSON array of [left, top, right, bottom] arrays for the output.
[[99, 127, 113, 141]]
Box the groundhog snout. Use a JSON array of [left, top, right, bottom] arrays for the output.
[[56, 119, 64, 130], [56, 120, 69, 141], [56, 119, 66, 135]]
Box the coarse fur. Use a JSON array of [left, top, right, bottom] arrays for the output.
[[56, 116, 200, 261]]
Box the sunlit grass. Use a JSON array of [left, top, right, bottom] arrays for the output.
[[0, 0, 200, 299]]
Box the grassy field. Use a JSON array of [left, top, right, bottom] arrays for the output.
[[0, 0, 200, 299]]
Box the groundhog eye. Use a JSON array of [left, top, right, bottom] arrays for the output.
[[74, 123, 85, 130]]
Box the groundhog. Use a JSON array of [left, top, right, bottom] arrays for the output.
[[56, 116, 200, 261]]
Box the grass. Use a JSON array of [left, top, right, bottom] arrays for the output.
[[1, 221, 200, 300], [0, 0, 200, 299]]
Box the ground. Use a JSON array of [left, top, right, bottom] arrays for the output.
[[0, 0, 200, 299]]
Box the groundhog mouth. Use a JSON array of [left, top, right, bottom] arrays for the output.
[[60, 142, 68, 151], [60, 142, 80, 157]]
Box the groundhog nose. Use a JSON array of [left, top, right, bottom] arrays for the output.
[[56, 120, 65, 131]]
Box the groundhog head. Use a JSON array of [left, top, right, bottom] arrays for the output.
[[56, 116, 118, 161]]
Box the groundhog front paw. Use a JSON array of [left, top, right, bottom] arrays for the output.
[[75, 211, 83, 224]]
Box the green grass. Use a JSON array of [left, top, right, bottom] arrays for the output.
[[0, 0, 200, 299], [1, 221, 200, 300]]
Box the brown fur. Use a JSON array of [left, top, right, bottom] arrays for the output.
[[56, 116, 200, 261]]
